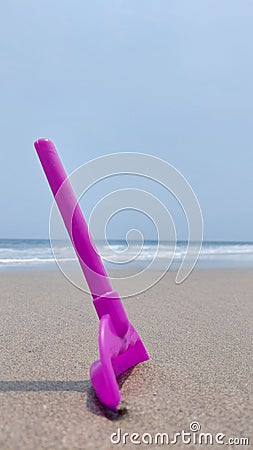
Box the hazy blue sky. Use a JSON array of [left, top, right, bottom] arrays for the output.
[[0, 0, 252, 241]]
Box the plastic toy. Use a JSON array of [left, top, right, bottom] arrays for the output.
[[34, 138, 149, 411]]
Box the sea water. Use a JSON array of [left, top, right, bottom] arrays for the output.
[[0, 239, 253, 271]]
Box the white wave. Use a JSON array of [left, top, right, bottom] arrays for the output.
[[1, 241, 253, 270], [0, 257, 75, 265]]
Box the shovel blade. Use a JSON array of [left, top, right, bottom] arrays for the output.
[[90, 314, 149, 411]]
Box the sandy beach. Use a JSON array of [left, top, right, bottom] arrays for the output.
[[0, 268, 252, 449]]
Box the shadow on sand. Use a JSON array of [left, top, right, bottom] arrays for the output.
[[0, 367, 133, 421]]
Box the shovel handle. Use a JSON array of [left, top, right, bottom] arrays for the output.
[[34, 138, 113, 299]]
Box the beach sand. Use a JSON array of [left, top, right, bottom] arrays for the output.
[[0, 268, 252, 449]]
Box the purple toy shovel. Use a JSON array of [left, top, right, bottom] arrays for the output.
[[34, 138, 149, 411]]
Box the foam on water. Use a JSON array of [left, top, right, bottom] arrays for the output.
[[0, 239, 253, 270]]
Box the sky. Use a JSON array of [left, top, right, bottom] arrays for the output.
[[0, 0, 252, 241]]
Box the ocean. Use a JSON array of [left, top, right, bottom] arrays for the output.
[[0, 239, 253, 271]]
